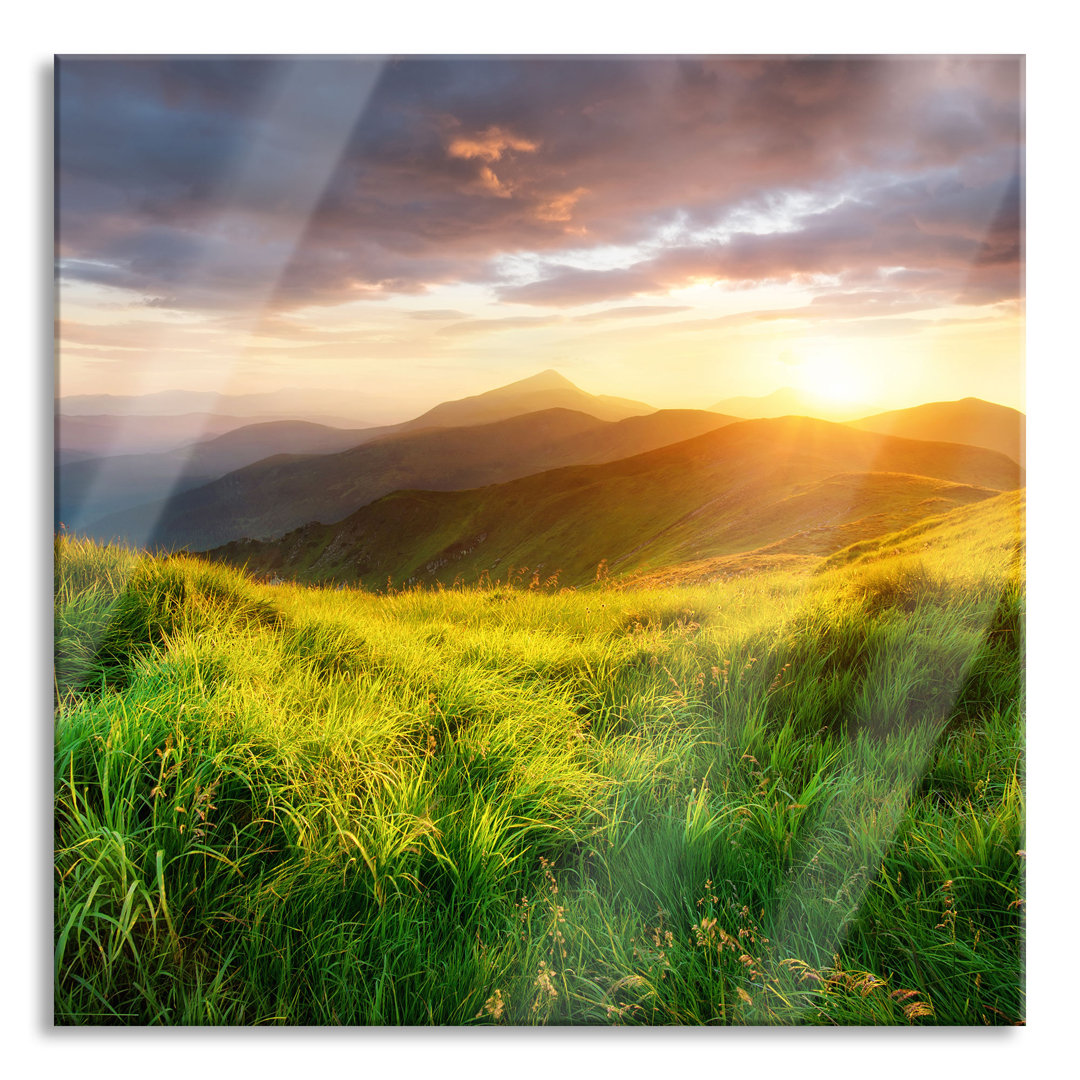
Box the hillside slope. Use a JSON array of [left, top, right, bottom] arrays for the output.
[[84, 407, 737, 550], [207, 415, 1024, 589], [55, 412, 261, 457], [54, 497, 1024, 1025], [56, 420, 376, 530], [847, 398, 1025, 466]]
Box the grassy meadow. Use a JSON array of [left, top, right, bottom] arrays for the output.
[[53, 491, 1024, 1025]]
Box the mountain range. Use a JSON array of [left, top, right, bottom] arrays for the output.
[[56, 369, 651, 433], [56, 412, 275, 458], [61, 369, 661, 537], [56, 420, 374, 529], [208, 414, 1023, 590], [708, 388, 1024, 466], [82, 406, 738, 550], [59, 369, 1026, 592]]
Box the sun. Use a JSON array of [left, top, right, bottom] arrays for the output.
[[796, 351, 871, 405]]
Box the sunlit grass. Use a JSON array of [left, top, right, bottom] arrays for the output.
[[53, 493, 1024, 1024]]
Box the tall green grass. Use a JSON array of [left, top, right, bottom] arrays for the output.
[[54, 502, 1024, 1025]]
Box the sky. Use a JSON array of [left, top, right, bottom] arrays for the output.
[[55, 55, 1025, 421]]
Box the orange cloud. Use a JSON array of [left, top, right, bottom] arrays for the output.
[[475, 165, 514, 198], [448, 126, 538, 162], [534, 187, 588, 223]]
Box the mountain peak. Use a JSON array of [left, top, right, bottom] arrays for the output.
[[496, 368, 579, 394]]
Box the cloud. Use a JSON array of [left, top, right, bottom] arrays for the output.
[[572, 305, 693, 323], [437, 315, 564, 337], [498, 265, 662, 307], [447, 126, 539, 162], [56, 57, 1023, 316], [498, 168, 1022, 308], [406, 309, 468, 321], [472, 165, 515, 198], [534, 187, 589, 224], [57, 319, 215, 350]]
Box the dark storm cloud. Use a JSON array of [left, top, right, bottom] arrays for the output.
[[56, 55, 1023, 313]]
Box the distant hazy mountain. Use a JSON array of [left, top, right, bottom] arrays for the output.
[[57, 370, 656, 462], [57, 420, 374, 530], [847, 398, 1025, 466], [55, 448, 96, 466], [55, 413, 263, 457], [206, 415, 1025, 589], [399, 369, 655, 430], [709, 386, 881, 422], [530, 409, 740, 467], [85, 406, 734, 551], [75, 370, 663, 546]]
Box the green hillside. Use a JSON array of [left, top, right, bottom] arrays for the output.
[[54, 490, 1025, 1024], [209, 415, 1023, 589]]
